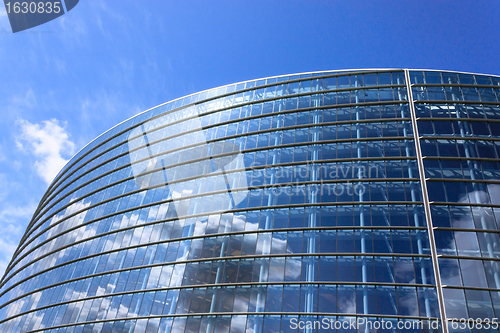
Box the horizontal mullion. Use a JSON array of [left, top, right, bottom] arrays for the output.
[[430, 202, 500, 208], [433, 227, 500, 234], [425, 178, 500, 184], [441, 285, 500, 292], [420, 135, 500, 142], [412, 83, 500, 89], [437, 254, 500, 261], [413, 99, 500, 106], [417, 117, 500, 123], [422, 156, 500, 162]]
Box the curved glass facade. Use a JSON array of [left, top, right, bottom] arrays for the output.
[[0, 69, 498, 333]]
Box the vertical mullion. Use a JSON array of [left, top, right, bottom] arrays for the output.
[[405, 69, 448, 333]]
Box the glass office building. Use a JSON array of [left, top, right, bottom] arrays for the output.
[[0, 69, 499, 333]]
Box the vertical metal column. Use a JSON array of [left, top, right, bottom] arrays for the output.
[[303, 80, 321, 333], [404, 69, 449, 333], [254, 86, 283, 333]]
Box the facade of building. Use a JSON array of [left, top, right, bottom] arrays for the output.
[[0, 69, 499, 333]]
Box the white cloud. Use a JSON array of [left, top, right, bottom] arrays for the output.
[[0, 239, 20, 279], [0, 201, 37, 278], [16, 118, 76, 185]]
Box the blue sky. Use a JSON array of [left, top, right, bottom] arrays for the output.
[[0, 0, 499, 277]]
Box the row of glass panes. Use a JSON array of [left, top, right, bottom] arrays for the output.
[[105, 140, 417, 193], [442, 287, 500, 322], [10, 186, 424, 283], [418, 119, 500, 137], [16, 153, 420, 273], [439, 257, 500, 289], [1, 205, 434, 304], [36, 101, 409, 231], [55, 97, 409, 197], [45, 94, 408, 217], [13, 180, 423, 280], [10, 177, 423, 281], [123, 119, 414, 183], [412, 86, 500, 102], [40, 152, 417, 237], [415, 103, 500, 119], [431, 205, 500, 230], [424, 159, 500, 181], [224, 87, 407, 109], [275, 71, 406, 89], [6, 250, 436, 310], [183, 103, 409, 130], [434, 229, 500, 258], [10, 199, 426, 281], [125, 123, 414, 165], [124, 120, 414, 158], [427, 180, 500, 204], [420, 139, 500, 159], [0, 203, 428, 305], [410, 71, 500, 86]]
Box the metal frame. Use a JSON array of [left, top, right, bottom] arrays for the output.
[[405, 69, 449, 333]]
